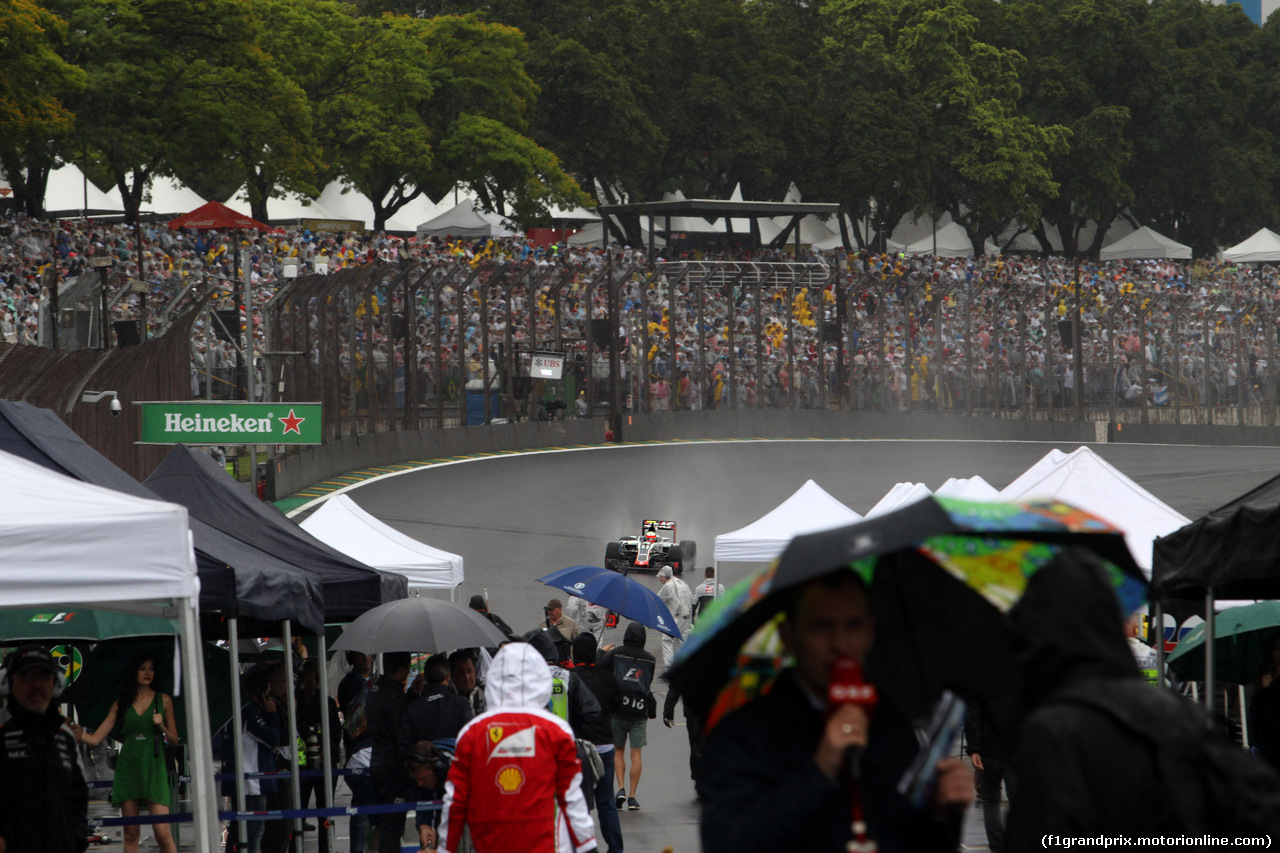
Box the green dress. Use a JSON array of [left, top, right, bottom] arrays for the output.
[[110, 695, 171, 807]]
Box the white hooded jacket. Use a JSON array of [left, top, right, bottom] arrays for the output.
[[440, 643, 596, 853]]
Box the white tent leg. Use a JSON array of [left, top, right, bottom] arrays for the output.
[[178, 601, 218, 853]]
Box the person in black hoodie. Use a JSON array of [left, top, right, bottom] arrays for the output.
[[398, 654, 472, 749], [1004, 547, 1280, 843], [597, 622, 656, 811], [573, 634, 625, 853]]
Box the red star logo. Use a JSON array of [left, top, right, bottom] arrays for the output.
[[279, 409, 305, 435]]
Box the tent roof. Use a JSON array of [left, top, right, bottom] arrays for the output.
[[146, 444, 406, 622], [43, 163, 125, 215], [384, 192, 438, 233], [1153, 470, 1280, 600], [0, 400, 324, 631], [1099, 225, 1192, 260], [299, 495, 463, 590], [315, 182, 376, 230], [999, 446, 1190, 574], [934, 476, 1000, 501], [1222, 228, 1280, 263], [0, 449, 196, 614], [902, 222, 974, 257], [142, 177, 207, 217], [865, 482, 934, 517], [714, 480, 862, 562], [416, 197, 517, 239]]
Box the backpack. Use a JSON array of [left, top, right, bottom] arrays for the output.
[[342, 677, 370, 746], [1059, 680, 1280, 836], [611, 654, 655, 721]]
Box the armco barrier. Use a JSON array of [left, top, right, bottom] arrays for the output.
[[273, 408, 1280, 501]]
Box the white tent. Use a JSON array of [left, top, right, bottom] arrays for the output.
[[416, 197, 518, 240], [44, 163, 125, 214], [934, 476, 999, 501], [384, 192, 439, 234], [227, 187, 343, 223], [299, 494, 463, 591], [998, 446, 1190, 574], [1223, 228, 1280, 263], [865, 482, 934, 518], [651, 189, 722, 234], [316, 182, 377, 230], [902, 222, 974, 257], [142, 176, 206, 217], [714, 480, 862, 563], [0, 450, 218, 851], [1099, 225, 1192, 260], [566, 220, 665, 248]]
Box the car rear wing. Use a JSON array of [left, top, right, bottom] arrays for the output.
[[641, 519, 677, 537]]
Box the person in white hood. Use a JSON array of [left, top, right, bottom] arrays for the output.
[[438, 642, 597, 853]]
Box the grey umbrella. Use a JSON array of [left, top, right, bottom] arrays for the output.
[[331, 596, 510, 654]]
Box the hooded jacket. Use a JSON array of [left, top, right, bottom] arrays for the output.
[[597, 623, 656, 722], [1004, 548, 1189, 843], [440, 643, 596, 853]]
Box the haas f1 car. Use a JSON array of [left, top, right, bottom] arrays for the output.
[[605, 519, 696, 575]]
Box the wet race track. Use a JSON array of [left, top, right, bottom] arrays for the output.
[[295, 438, 1280, 852]]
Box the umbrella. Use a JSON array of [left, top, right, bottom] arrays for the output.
[[669, 496, 1148, 728], [166, 200, 270, 231], [1166, 601, 1280, 684], [331, 596, 509, 655], [0, 608, 176, 643], [536, 565, 682, 639]]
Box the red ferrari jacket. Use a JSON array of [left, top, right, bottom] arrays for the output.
[[440, 643, 596, 853]]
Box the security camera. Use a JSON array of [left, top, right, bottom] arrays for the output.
[[109, 397, 122, 417]]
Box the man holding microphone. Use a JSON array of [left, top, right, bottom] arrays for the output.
[[698, 569, 973, 853]]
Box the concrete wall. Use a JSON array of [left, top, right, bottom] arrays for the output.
[[273, 410, 1280, 498]]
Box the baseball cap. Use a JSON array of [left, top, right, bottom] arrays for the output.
[[7, 645, 57, 678]]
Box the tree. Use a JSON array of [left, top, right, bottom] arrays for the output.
[[0, 0, 84, 216]]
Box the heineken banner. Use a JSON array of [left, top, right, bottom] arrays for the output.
[[138, 401, 322, 445]]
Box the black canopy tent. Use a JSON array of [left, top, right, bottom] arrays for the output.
[[1152, 472, 1280, 717], [596, 198, 841, 261], [0, 399, 324, 633], [145, 443, 408, 622]]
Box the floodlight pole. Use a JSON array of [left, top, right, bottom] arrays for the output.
[[243, 250, 257, 498]]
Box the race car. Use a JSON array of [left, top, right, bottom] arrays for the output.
[[605, 519, 696, 574]]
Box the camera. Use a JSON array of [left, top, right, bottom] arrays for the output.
[[109, 397, 122, 417]]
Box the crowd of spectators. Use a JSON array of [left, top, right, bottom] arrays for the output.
[[4, 214, 1280, 421]]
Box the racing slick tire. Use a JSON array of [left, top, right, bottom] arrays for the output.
[[605, 540, 624, 571], [677, 540, 697, 574], [666, 545, 683, 574]]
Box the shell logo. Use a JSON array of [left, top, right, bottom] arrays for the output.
[[496, 764, 525, 795]]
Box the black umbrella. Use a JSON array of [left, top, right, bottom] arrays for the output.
[[668, 496, 1148, 727], [332, 596, 510, 654]]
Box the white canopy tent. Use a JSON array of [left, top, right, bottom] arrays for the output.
[[299, 494, 464, 593], [865, 482, 934, 517], [902, 222, 974, 258], [227, 187, 343, 223], [316, 182, 377, 230], [416, 197, 518, 240], [0, 450, 218, 851], [567, 220, 665, 248], [384, 192, 439, 234], [934, 476, 1000, 501], [1223, 228, 1280, 263], [142, 177, 207, 217], [1099, 225, 1192, 260], [998, 446, 1190, 574], [44, 163, 125, 214], [713, 480, 862, 563]]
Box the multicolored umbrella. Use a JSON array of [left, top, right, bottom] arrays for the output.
[[669, 496, 1148, 730]]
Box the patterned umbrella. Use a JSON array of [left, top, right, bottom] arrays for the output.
[[669, 496, 1147, 731]]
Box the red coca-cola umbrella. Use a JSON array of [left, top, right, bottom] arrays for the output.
[[167, 200, 269, 231]]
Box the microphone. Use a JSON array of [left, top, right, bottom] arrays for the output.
[[826, 655, 878, 777]]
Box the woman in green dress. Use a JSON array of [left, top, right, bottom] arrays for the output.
[[78, 654, 179, 853]]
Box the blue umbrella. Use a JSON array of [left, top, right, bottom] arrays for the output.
[[537, 565, 682, 639]]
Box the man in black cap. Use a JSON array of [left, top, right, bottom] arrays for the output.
[[0, 644, 88, 853], [467, 594, 517, 641]]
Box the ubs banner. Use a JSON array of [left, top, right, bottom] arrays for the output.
[[138, 402, 322, 445]]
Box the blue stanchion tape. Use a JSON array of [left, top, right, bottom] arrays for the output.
[[87, 767, 370, 789], [88, 800, 443, 827]]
